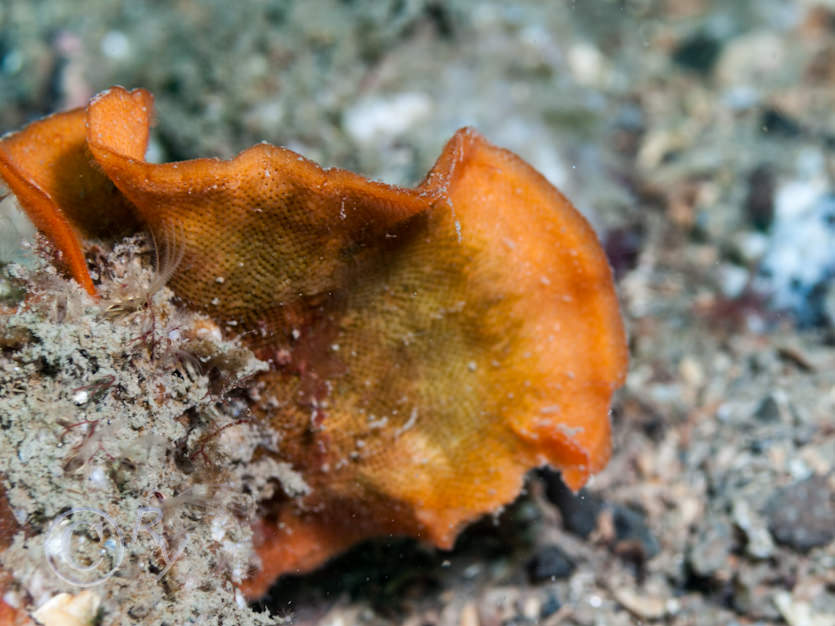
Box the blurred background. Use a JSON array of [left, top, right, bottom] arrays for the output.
[[1, 1, 834, 624]]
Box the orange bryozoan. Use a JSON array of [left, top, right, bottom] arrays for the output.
[[0, 87, 627, 597]]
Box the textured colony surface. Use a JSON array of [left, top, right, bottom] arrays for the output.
[[0, 87, 627, 599]]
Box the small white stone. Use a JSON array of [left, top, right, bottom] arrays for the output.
[[718, 263, 749, 299], [88, 465, 108, 488], [734, 231, 768, 263], [100, 31, 130, 60], [211, 515, 228, 542], [788, 457, 812, 480], [614, 587, 669, 619], [775, 590, 835, 626], [33, 590, 101, 626], [2, 591, 20, 609], [343, 92, 432, 145], [568, 41, 609, 86], [72, 390, 89, 405]]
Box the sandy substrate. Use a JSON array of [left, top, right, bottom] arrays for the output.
[[1, 1, 834, 624]]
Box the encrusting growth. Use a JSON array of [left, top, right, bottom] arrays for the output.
[[0, 87, 628, 599]]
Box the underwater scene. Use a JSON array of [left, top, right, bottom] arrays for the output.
[[0, 1, 833, 624]]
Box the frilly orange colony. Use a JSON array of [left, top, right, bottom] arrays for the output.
[[0, 87, 627, 597]]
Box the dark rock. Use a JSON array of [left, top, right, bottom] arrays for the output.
[[526, 545, 574, 583], [541, 471, 603, 538], [543, 473, 660, 567], [672, 32, 722, 74], [765, 475, 835, 551], [605, 224, 645, 280], [752, 394, 782, 423], [760, 108, 803, 137], [611, 505, 660, 560], [745, 165, 775, 231], [539, 590, 562, 618]]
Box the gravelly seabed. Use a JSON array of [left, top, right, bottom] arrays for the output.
[[1, 1, 834, 624]]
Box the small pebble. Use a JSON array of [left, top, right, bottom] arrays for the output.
[[526, 545, 574, 583], [459, 601, 479, 626], [732, 500, 775, 559], [612, 504, 660, 559], [539, 591, 561, 619], [688, 518, 732, 577], [542, 472, 603, 538], [33, 590, 100, 626], [745, 164, 775, 231], [752, 393, 784, 423], [613, 587, 669, 620], [774, 591, 835, 626], [732, 565, 782, 620], [765, 475, 835, 551], [100, 30, 131, 61], [604, 224, 644, 280], [672, 31, 722, 74], [343, 92, 432, 145], [718, 263, 749, 299]]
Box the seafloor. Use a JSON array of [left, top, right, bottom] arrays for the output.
[[1, 1, 834, 625]]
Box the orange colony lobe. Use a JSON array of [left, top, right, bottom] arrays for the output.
[[83, 88, 627, 597], [418, 129, 629, 489], [0, 99, 145, 295], [85, 87, 433, 323]]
